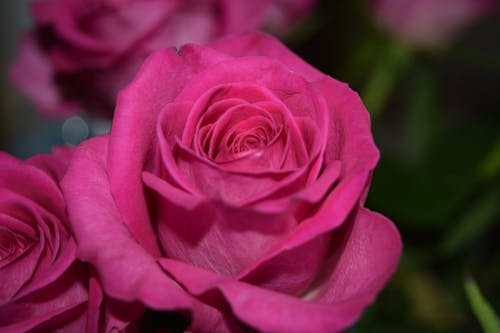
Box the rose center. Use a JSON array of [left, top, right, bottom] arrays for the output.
[[196, 102, 286, 163], [0, 226, 36, 267]]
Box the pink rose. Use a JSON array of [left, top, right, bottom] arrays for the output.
[[62, 32, 401, 332], [372, 0, 495, 48], [0, 148, 135, 332], [10, 0, 315, 118]]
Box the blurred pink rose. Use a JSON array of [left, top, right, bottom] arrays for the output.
[[372, 0, 495, 48], [10, 0, 315, 118], [62, 32, 402, 333], [0, 148, 136, 332]]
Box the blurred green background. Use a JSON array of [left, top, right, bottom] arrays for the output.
[[1, 1, 499, 332]]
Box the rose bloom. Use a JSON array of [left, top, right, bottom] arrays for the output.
[[10, 0, 315, 118], [62, 32, 402, 332], [0, 149, 136, 332], [372, 0, 495, 48]]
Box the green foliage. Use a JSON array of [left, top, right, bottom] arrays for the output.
[[464, 276, 500, 333]]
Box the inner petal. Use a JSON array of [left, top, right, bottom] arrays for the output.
[[0, 213, 37, 268], [194, 98, 290, 166], [210, 107, 281, 161], [182, 83, 291, 147]]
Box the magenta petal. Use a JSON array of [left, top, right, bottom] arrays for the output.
[[305, 208, 402, 305], [0, 158, 66, 219], [174, 57, 327, 128], [0, 263, 88, 333], [0, 154, 75, 303], [13, 236, 77, 302], [251, 171, 370, 259], [142, 171, 204, 210], [108, 45, 231, 256], [207, 32, 325, 82], [150, 191, 297, 277], [155, 102, 205, 195], [236, 171, 367, 293], [27, 146, 74, 182], [160, 258, 369, 333], [174, 141, 314, 206], [85, 274, 103, 333], [186, 297, 246, 333], [158, 207, 400, 333], [313, 77, 379, 178], [239, 233, 330, 295], [61, 136, 193, 311]]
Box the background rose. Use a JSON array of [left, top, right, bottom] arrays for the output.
[[372, 0, 495, 49], [10, 0, 315, 118], [62, 32, 402, 332], [0, 148, 136, 332]]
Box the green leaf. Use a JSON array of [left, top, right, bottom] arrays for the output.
[[464, 276, 500, 333], [479, 139, 500, 181]]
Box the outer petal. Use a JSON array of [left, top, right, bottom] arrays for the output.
[[313, 76, 380, 179], [0, 153, 75, 303], [61, 136, 193, 312], [159, 207, 401, 333], [304, 208, 402, 305], [26, 145, 74, 182], [0, 154, 66, 223], [159, 259, 361, 333], [207, 32, 324, 82], [237, 171, 370, 293], [108, 45, 231, 256], [0, 262, 88, 333]]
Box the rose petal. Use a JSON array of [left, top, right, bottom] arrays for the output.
[[27, 146, 74, 182], [0, 159, 66, 218], [158, 207, 401, 333], [303, 208, 402, 305], [0, 262, 88, 333], [174, 57, 328, 128], [173, 140, 311, 206], [236, 171, 366, 293], [150, 191, 298, 277], [313, 77, 379, 180], [61, 136, 194, 312], [108, 45, 231, 256], [155, 101, 206, 196], [207, 32, 325, 82], [0, 155, 75, 303], [159, 258, 362, 333]]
